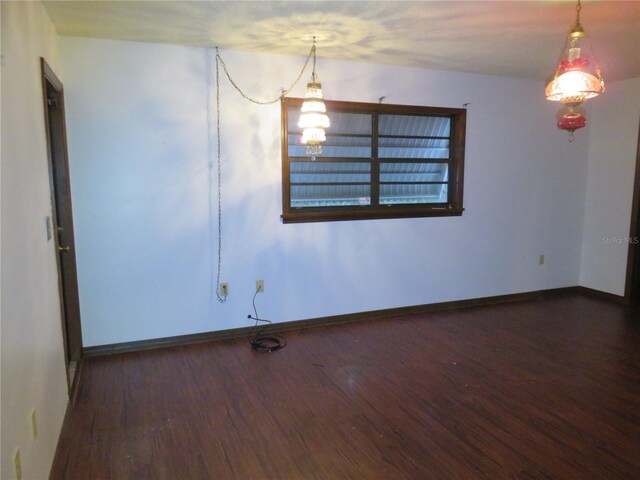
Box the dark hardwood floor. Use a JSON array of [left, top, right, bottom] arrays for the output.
[[50, 294, 640, 480]]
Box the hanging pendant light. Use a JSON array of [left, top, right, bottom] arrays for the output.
[[298, 37, 330, 160], [545, 0, 605, 140]]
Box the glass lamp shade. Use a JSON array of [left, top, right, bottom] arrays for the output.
[[300, 127, 326, 144], [299, 112, 330, 130], [298, 81, 330, 158], [545, 30, 605, 104], [300, 82, 325, 102], [546, 69, 603, 103]]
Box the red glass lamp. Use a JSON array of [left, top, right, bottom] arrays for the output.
[[546, 0, 605, 140]]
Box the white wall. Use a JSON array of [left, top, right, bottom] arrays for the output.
[[579, 78, 640, 296], [1, 2, 69, 479], [59, 36, 589, 347]]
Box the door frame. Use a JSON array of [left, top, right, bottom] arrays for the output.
[[41, 58, 83, 382], [624, 122, 640, 306]]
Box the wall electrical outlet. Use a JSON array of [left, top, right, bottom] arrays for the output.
[[220, 282, 229, 297], [30, 408, 38, 440], [14, 448, 22, 480], [539, 255, 545, 265], [256, 280, 264, 293]]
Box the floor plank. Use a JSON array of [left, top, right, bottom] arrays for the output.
[[50, 294, 640, 479]]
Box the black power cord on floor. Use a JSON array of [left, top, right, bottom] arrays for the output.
[[247, 288, 286, 353]]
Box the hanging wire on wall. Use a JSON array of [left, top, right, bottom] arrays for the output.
[[212, 43, 317, 303]]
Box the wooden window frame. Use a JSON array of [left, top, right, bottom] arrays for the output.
[[281, 98, 467, 223]]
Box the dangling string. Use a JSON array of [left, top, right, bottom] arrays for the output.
[[212, 43, 318, 303]]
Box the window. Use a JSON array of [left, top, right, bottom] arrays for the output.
[[281, 98, 466, 223]]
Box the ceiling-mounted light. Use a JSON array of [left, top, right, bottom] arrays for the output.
[[298, 37, 330, 160], [545, 0, 604, 140]]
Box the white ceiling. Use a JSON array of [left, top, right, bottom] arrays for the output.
[[43, 1, 640, 82]]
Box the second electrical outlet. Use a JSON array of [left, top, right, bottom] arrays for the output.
[[256, 280, 264, 293]]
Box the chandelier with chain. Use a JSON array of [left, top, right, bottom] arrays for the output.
[[545, 0, 605, 141]]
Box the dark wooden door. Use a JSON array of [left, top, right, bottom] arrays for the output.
[[630, 202, 640, 307], [626, 122, 640, 308], [41, 59, 83, 371]]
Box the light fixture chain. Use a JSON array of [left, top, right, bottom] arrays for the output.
[[212, 41, 320, 304], [216, 44, 315, 105], [215, 48, 226, 303], [584, 34, 605, 85], [312, 37, 317, 82]]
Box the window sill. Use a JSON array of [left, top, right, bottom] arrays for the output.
[[281, 206, 464, 224]]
